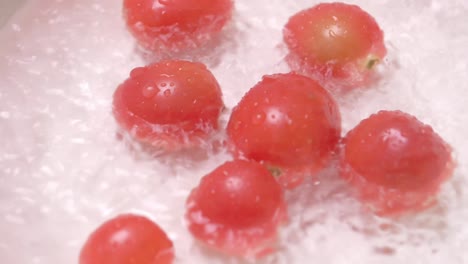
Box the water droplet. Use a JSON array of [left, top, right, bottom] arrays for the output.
[[233, 121, 242, 130], [130, 67, 146, 78], [382, 128, 408, 150], [142, 85, 158, 98], [153, 0, 172, 9], [159, 82, 167, 88], [11, 24, 21, 32], [169, 82, 175, 87], [0, 111, 11, 119], [266, 108, 285, 124], [134, 22, 145, 31], [252, 112, 265, 124]]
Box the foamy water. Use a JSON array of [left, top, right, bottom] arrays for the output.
[[0, 0, 467, 263]]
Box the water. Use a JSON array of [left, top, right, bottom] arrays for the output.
[[0, 0, 467, 263]]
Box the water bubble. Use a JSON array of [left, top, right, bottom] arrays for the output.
[[266, 108, 281, 123], [134, 22, 145, 31], [252, 112, 265, 124], [142, 85, 158, 98], [152, 0, 165, 10], [0, 111, 11, 119], [130, 67, 146, 78]]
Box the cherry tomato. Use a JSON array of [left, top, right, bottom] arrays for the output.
[[283, 2, 387, 90], [226, 73, 341, 188], [186, 160, 287, 257], [341, 110, 454, 215], [113, 60, 224, 152], [124, 0, 233, 52], [80, 214, 174, 264]]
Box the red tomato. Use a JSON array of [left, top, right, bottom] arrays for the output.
[[226, 73, 341, 188], [79, 214, 174, 264], [113, 60, 224, 152], [341, 110, 454, 215], [124, 0, 233, 52], [283, 2, 387, 90], [186, 160, 287, 257]]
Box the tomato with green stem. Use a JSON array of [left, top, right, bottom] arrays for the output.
[[284, 2, 387, 90], [186, 160, 287, 257], [227, 73, 341, 188]]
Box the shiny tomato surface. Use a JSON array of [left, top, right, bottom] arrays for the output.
[[342, 110, 454, 215], [284, 2, 386, 89], [227, 73, 341, 188], [80, 214, 174, 264], [124, 0, 233, 52], [186, 160, 287, 257], [113, 60, 224, 151]]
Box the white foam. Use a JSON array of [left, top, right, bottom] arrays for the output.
[[0, 0, 467, 263]]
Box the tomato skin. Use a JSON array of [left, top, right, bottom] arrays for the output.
[[283, 2, 386, 90], [113, 60, 224, 151], [79, 214, 174, 264], [123, 0, 233, 52], [341, 110, 454, 215], [226, 73, 341, 188], [186, 160, 287, 257]]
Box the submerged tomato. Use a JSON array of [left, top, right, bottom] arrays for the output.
[[341, 110, 454, 215], [227, 73, 341, 188], [113, 60, 224, 151], [80, 214, 174, 264], [284, 2, 386, 90], [124, 0, 233, 52], [186, 160, 287, 257]]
